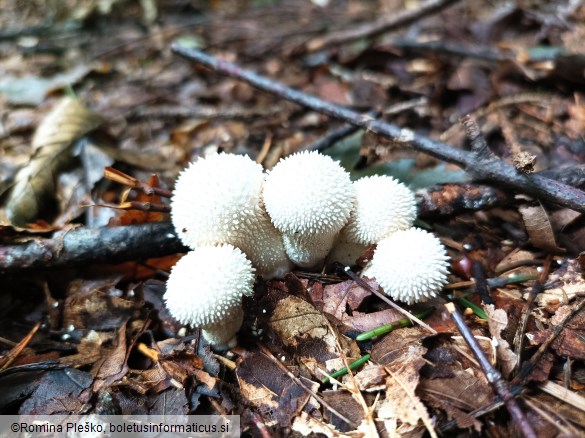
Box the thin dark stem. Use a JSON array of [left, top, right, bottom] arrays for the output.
[[303, 110, 380, 153], [472, 261, 494, 305], [171, 45, 585, 213], [445, 303, 537, 438], [306, 0, 461, 52]]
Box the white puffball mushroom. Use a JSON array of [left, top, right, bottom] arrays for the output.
[[171, 153, 292, 279], [329, 175, 416, 266], [361, 228, 450, 305], [164, 245, 255, 350], [263, 151, 355, 269], [345, 175, 416, 243]]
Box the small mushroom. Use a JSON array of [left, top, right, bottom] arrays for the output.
[[329, 175, 416, 266], [361, 228, 450, 305], [171, 153, 292, 279], [263, 151, 355, 269], [164, 244, 255, 350]]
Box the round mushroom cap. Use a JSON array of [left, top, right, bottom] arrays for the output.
[[171, 153, 265, 249], [164, 245, 255, 327], [362, 228, 449, 305], [345, 175, 417, 245], [263, 151, 354, 235]]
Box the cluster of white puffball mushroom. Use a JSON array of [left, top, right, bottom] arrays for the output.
[[165, 151, 450, 349]]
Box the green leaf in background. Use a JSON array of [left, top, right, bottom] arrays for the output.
[[323, 131, 469, 188]]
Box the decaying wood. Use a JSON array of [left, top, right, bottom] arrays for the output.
[[0, 222, 187, 274]]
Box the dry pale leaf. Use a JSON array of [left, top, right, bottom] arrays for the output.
[[375, 329, 435, 437], [483, 304, 518, 379], [518, 203, 565, 254], [4, 97, 103, 226]]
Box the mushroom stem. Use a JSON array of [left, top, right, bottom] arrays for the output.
[[201, 306, 244, 350], [283, 231, 338, 269]]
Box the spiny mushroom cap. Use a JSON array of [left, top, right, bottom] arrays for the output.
[[362, 228, 449, 305], [345, 175, 417, 245], [164, 245, 255, 327], [171, 153, 265, 249], [263, 151, 354, 236]]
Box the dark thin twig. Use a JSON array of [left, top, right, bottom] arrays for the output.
[[303, 110, 380, 153], [0, 223, 187, 274], [388, 39, 508, 62], [512, 256, 551, 376], [171, 45, 585, 213], [445, 302, 537, 438], [472, 261, 494, 305], [512, 298, 585, 387], [306, 0, 461, 52]]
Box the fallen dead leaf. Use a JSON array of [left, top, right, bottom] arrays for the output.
[[484, 304, 518, 378]]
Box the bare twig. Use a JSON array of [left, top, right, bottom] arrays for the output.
[[171, 45, 585, 213], [512, 256, 551, 375], [306, 0, 461, 52], [303, 109, 380, 153], [0, 223, 187, 274], [445, 302, 537, 438], [388, 39, 507, 63], [472, 261, 494, 305], [128, 104, 285, 121]]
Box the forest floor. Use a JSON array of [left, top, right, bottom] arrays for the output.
[[1, 0, 585, 436]]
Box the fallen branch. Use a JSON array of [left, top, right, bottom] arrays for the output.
[[172, 45, 585, 213], [0, 223, 187, 274]]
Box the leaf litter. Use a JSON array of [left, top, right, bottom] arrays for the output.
[[0, 0, 585, 436]]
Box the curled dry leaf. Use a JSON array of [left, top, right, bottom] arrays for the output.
[[518, 202, 565, 254], [4, 97, 103, 226]]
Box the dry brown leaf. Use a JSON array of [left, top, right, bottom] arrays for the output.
[[527, 301, 585, 360], [518, 203, 565, 254], [322, 278, 377, 320], [343, 308, 405, 333], [530, 259, 585, 306], [483, 304, 518, 379], [419, 368, 494, 412], [377, 340, 434, 437], [267, 292, 360, 379], [236, 349, 316, 428], [353, 362, 387, 391], [4, 97, 103, 226]]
